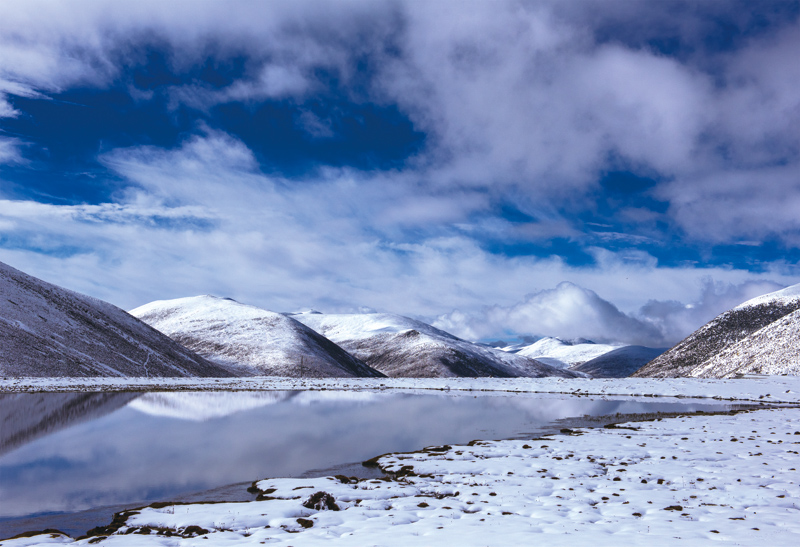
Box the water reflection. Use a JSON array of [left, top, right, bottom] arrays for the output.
[[129, 391, 296, 420], [0, 392, 138, 456], [0, 391, 738, 531]]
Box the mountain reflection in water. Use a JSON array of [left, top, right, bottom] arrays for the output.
[[0, 390, 738, 531]]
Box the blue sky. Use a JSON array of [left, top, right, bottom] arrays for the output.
[[1, 0, 799, 346]]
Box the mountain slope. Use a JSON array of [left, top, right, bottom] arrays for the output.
[[131, 296, 383, 378], [571, 346, 665, 378], [688, 308, 800, 378], [292, 312, 577, 378], [0, 261, 231, 378], [633, 284, 800, 378], [516, 337, 622, 368]]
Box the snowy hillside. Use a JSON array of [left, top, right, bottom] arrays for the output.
[[0, 261, 231, 378], [688, 308, 800, 378], [634, 283, 800, 378], [516, 337, 622, 368], [571, 345, 665, 378], [131, 296, 383, 378], [292, 312, 577, 378]]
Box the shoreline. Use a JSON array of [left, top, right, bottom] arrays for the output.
[[3, 402, 799, 546], [3, 376, 800, 404]]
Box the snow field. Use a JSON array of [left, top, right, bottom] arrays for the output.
[[4, 405, 800, 546], [3, 376, 800, 404]]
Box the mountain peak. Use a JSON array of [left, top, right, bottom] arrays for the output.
[[735, 283, 800, 310], [131, 297, 383, 378]]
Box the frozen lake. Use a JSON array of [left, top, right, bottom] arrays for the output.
[[0, 390, 751, 538]]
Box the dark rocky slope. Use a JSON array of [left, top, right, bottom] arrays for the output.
[[0, 261, 232, 378], [633, 284, 800, 378]]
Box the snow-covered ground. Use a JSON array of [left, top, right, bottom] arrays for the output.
[[3, 393, 798, 546], [3, 376, 800, 404]]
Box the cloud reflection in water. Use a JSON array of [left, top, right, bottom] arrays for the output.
[[0, 391, 726, 520]]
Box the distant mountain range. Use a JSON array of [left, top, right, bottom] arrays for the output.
[[4, 259, 800, 380], [633, 284, 800, 378], [512, 337, 624, 368], [0, 261, 231, 378], [572, 345, 666, 378], [291, 312, 576, 378], [494, 337, 664, 378]]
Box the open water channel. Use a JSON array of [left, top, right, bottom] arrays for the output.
[[0, 390, 755, 538]]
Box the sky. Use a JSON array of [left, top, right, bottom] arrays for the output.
[[1, 0, 799, 347]]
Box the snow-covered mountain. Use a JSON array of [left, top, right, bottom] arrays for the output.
[[515, 337, 623, 369], [633, 284, 800, 378], [130, 296, 384, 378], [0, 261, 231, 378], [571, 346, 665, 378], [687, 307, 800, 378], [292, 312, 578, 378]]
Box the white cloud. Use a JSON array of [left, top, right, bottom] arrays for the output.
[[0, 0, 799, 335], [0, 137, 23, 164], [2, 130, 797, 337], [0, 97, 18, 118], [434, 282, 664, 345], [0, 1, 796, 222], [434, 278, 790, 346], [658, 164, 800, 244], [636, 278, 786, 345]]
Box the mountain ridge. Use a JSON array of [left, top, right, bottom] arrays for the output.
[[131, 296, 384, 378], [292, 312, 578, 378], [0, 261, 231, 378], [633, 284, 800, 378]]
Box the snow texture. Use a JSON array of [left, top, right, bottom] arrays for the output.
[[572, 346, 666, 378], [293, 312, 576, 378], [6, 400, 800, 546], [131, 296, 383, 378], [634, 283, 800, 378], [4, 376, 800, 405], [689, 308, 800, 378], [0, 261, 230, 378], [735, 283, 800, 309]]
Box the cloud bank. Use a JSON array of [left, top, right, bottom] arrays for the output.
[[434, 279, 786, 346], [0, 0, 798, 345]]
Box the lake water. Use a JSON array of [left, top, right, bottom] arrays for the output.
[[0, 391, 750, 538]]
